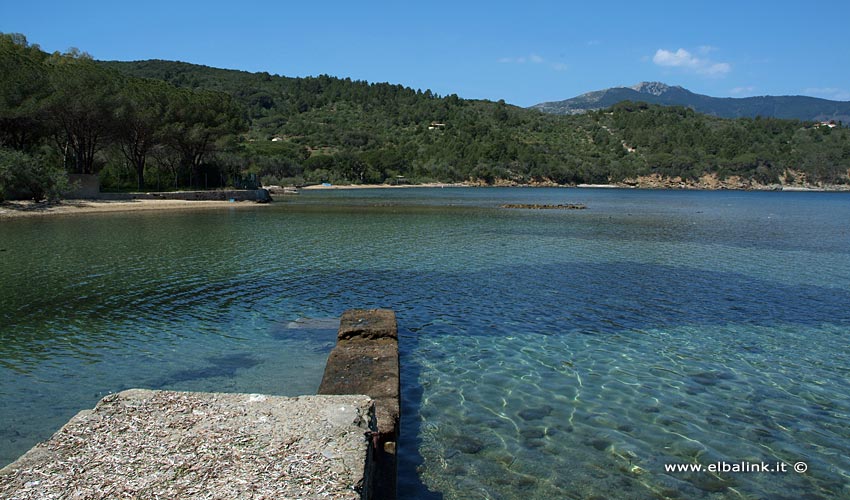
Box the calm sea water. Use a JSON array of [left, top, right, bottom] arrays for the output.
[[1, 188, 849, 499]]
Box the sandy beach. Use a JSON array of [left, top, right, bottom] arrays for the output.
[[299, 182, 468, 190], [0, 199, 267, 220]]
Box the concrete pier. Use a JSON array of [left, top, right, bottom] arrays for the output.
[[0, 308, 400, 499], [319, 309, 400, 500], [0, 390, 374, 499]]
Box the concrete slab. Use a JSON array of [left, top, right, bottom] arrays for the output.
[[0, 389, 374, 499]]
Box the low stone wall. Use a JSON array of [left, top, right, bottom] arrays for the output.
[[94, 189, 272, 202], [66, 174, 101, 198], [319, 309, 400, 500]]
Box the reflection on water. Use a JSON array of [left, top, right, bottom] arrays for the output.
[[1, 188, 849, 499]]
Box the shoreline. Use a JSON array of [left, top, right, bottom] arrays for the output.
[[300, 181, 850, 192], [4, 182, 848, 219], [0, 199, 267, 220], [299, 182, 468, 190]]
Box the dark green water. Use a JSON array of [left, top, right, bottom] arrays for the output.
[[1, 188, 849, 499]]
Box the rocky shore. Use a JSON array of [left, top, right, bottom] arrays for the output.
[[616, 172, 850, 191], [294, 172, 850, 191]]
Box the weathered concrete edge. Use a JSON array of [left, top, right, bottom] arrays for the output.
[[0, 390, 376, 499], [318, 309, 400, 500], [0, 408, 93, 476]]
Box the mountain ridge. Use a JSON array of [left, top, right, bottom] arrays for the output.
[[531, 82, 850, 123]]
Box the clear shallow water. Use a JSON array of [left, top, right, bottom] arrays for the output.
[[1, 188, 849, 499]]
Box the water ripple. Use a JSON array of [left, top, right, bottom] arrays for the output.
[[2, 190, 849, 499]]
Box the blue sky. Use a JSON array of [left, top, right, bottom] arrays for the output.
[[2, 1, 848, 107]]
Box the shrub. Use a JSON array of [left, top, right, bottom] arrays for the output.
[[0, 148, 70, 201]]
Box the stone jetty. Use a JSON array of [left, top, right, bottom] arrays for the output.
[[319, 309, 400, 500]]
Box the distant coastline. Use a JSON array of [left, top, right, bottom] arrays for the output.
[[4, 180, 848, 220], [298, 175, 850, 192]]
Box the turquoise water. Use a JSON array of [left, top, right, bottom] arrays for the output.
[[1, 188, 849, 499]]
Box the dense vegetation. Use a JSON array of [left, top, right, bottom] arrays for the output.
[[0, 34, 246, 200], [599, 102, 850, 184], [2, 33, 849, 201]]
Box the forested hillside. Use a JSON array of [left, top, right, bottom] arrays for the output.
[[597, 102, 850, 185], [2, 32, 849, 201], [101, 59, 610, 185], [104, 59, 850, 188]]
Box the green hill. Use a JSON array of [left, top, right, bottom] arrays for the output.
[[100, 60, 850, 187]]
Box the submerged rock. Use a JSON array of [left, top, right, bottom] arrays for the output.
[[519, 427, 546, 439], [452, 436, 486, 455], [589, 438, 612, 451], [518, 405, 553, 421], [285, 317, 341, 330], [500, 203, 587, 210]]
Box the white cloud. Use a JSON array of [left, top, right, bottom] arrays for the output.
[[730, 86, 756, 95], [653, 48, 699, 68], [804, 87, 850, 101], [499, 55, 533, 64], [652, 48, 731, 76], [498, 54, 567, 72], [704, 62, 731, 76]]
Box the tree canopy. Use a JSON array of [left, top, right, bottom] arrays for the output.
[[0, 33, 248, 199]]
